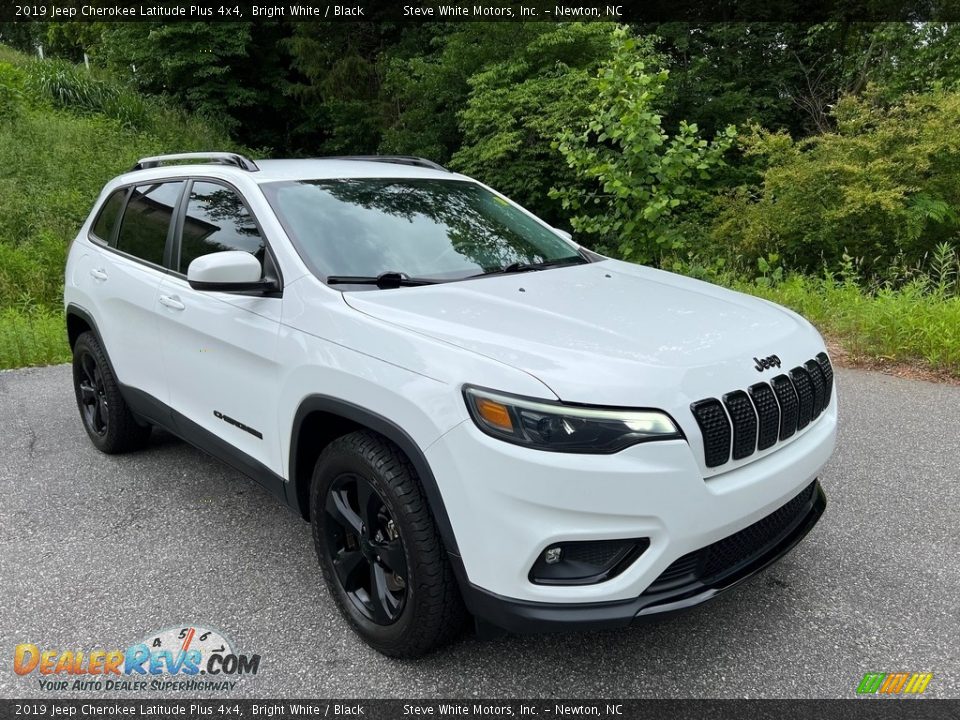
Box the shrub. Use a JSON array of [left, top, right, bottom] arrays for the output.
[[711, 89, 960, 277], [0, 48, 237, 316], [20, 58, 150, 130], [0, 63, 24, 121], [551, 28, 736, 262]]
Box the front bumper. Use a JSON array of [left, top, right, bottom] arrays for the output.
[[454, 480, 825, 634], [424, 394, 837, 607]]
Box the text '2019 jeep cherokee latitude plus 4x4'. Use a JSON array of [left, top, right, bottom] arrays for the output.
[[65, 152, 837, 657]]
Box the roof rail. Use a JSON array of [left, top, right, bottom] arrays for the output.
[[131, 152, 259, 172], [324, 155, 449, 172]]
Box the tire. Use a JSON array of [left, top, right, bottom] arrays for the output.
[[310, 430, 466, 657], [72, 331, 151, 454]]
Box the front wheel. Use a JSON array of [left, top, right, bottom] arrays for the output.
[[310, 431, 466, 657]]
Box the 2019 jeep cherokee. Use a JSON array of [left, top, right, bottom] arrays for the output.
[[64, 152, 836, 657]]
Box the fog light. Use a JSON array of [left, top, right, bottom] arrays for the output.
[[529, 538, 650, 586], [544, 547, 562, 564]]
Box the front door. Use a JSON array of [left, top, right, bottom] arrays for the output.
[[156, 180, 284, 476]]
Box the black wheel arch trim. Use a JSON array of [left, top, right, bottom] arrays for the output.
[[290, 395, 461, 557], [66, 303, 125, 385]]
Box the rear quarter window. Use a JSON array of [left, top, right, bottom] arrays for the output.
[[90, 189, 127, 244]]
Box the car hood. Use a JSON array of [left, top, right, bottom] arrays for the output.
[[342, 259, 824, 407]]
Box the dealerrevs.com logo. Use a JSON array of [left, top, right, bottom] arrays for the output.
[[13, 625, 261, 693], [856, 672, 933, 696]]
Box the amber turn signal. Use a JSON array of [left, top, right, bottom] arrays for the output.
[[476, 398, 514, 431]]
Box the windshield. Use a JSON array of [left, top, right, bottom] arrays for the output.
[[260, 178, 583, 284]]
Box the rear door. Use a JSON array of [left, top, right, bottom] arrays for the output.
[[156, 179, 285, 475], [88, 181, 184, 403]]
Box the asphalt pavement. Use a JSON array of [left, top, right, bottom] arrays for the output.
[[0, 365, 957, 698]]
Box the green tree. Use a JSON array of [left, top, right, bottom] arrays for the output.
[[98, 22, 295, 148], [552, 29, 736, 262], [379, 23, 551, 162], [710, 88, 960, 275], [451, 23, 634, 223]]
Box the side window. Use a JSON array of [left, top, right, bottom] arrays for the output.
[[91, 189, 127, 244], [116, 182, 184, 266], [179, 181, 265, 275]]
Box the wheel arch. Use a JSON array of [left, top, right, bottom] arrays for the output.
[[289, 395, 461, 557], [66, 303, 98, 350]]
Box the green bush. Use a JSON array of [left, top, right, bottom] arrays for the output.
[[20, 58, 151, 130], [0, 63, 25, 121], [0, 48, 236, 316], [551, 28, 736, 262], [0, 308, 69, 369], [737, 273, 960, 376], [450, 23, 634, 224], [711, 89, 960, 277]]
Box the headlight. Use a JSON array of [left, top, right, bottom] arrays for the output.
[[463, 386, 683, 453]]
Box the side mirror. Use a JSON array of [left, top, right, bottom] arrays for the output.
[[187, 251, 274, 292], [553, 227, 573, 242]]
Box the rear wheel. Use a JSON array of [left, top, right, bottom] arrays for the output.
[[310, 431, 465, 657], [72, 331, 151, 454]]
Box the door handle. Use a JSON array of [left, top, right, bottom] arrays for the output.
[[159, 294, 185, 311], [89, 268, 108, 281]]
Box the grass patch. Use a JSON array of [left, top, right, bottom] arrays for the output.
[[736, 274, 960, 378], [0, 309, 70, 369]]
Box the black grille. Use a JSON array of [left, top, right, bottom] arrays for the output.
[[691, 354, 833, 468], [748, 383, 780, 451], [701, 482, 816, 580], [771, 374, 799, 440], [805, 359, 827, 415], [791, 367, 815, 430], [723, 390, 757, 460], [562, 540, 629, 567], [651, 551, 699, 587], [816, 352, 834, 407], [644, 482, 818, 594], [691, 399, 731, 468]]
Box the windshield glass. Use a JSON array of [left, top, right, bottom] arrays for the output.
[[260, 178, 582, 282]]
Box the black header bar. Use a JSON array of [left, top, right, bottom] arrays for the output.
[[3, 0, 958, 23]]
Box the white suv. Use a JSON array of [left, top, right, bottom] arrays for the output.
[[64, 152, 837, 657]]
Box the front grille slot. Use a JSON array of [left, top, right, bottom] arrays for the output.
[[691, 354, 833, 469], [691, 399, 731, 468], [790, 367, 815, 430], [805, 360, 827, 416], [816, 352, 834, 407], [748, 383, 780, 451], [771, 374, 799, 440], [723, 390, 758, 460], [644, 482, 818, 595]]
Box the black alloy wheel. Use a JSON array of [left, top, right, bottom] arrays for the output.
[[71, 331, 151, 454], [77, 348, 109, 436], [323, 472, 408, 624], [310, 431, 466, 657]]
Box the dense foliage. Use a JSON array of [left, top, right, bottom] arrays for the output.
[[712, 90, 960, 275], [0, 20, 959, 374]]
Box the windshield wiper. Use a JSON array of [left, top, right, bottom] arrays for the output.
[[468, 255, 589, 279], [326, 271, 439, 289]]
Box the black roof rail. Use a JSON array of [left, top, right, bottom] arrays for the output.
[[323, 155, 449, 172], [131, 152, 259, 172]]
